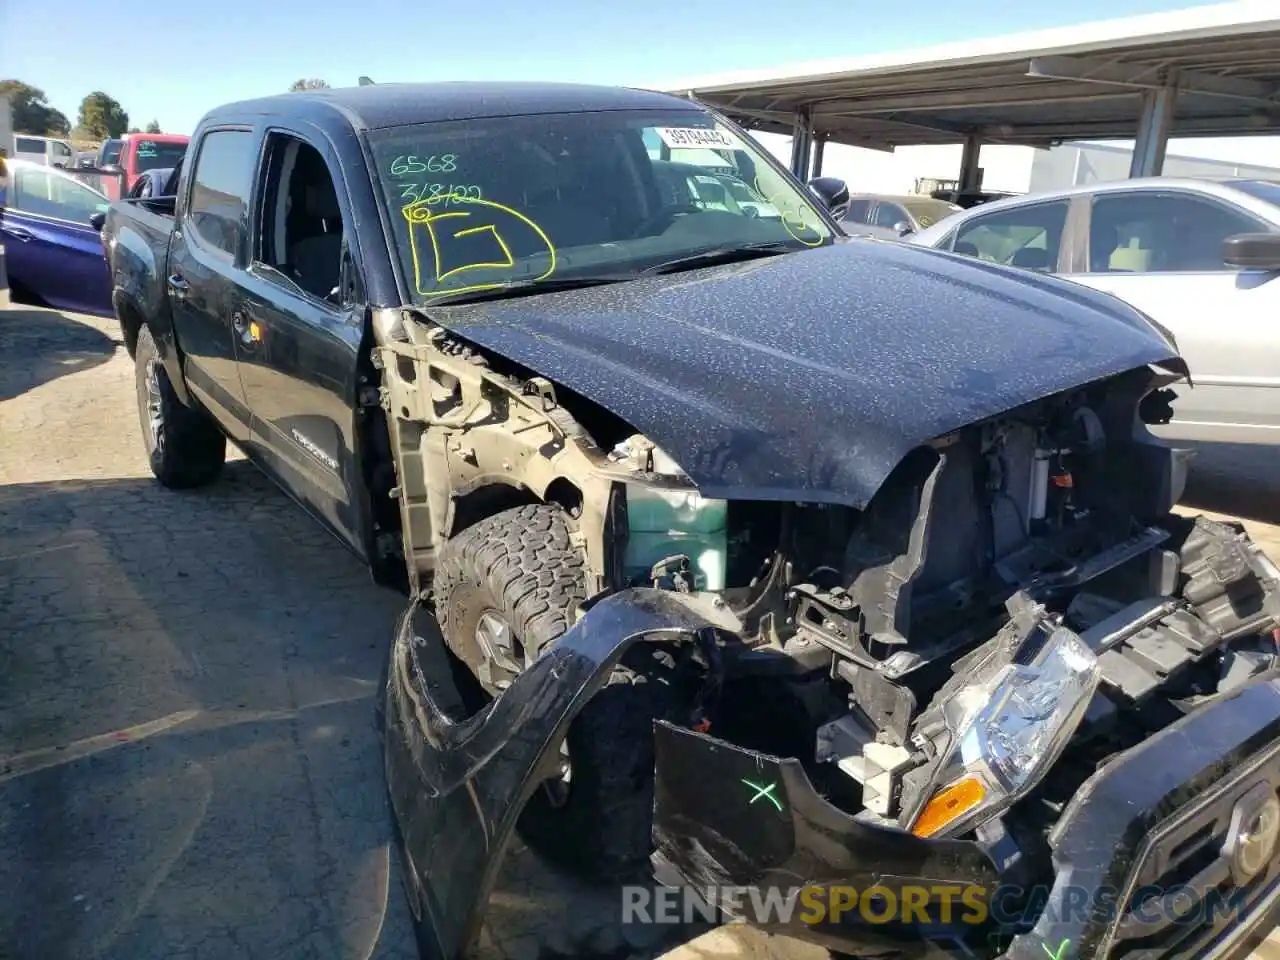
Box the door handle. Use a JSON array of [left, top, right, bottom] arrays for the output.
[[5, 226, 34, 242], [167, 274, 190, 299], [232, 310, 264, 347]]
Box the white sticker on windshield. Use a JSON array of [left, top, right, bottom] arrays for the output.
[[654, 127, 741, 150]]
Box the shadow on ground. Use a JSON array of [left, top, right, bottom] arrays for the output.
[[1181, 441, 1280, 526], [0, 308, 121, 402], [0, 464, 416, 960], [0, 463, 722, 960]]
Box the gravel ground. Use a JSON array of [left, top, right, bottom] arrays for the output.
[[2, 305, 1278, 960]]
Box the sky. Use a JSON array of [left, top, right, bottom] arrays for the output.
[[0, 0, 1226, 137]]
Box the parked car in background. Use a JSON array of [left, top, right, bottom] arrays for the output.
[[928, 188, 1021, 209], [9, 134, 76, 168], [97, 138, 124, 170], [842, 193, 962, 239], [0, 159, 112, 315], [101, 133, 189, 200], [909, 177, 1280, 446]]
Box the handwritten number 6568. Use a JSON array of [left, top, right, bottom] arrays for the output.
[[390, 154, 458, 176]]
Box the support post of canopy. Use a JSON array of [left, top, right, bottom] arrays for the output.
[[1130, 80, 1177, 177], [790, 109, 814, 181], [958, 132, 983, 193], [812, 135, 827, 178]]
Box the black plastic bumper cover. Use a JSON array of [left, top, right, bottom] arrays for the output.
[[382, 588, 721, 960]]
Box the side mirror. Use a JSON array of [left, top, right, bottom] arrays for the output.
[[894, 221, 914, 238], [89, 211, 106, 232], [807, 176, 850, 215], [1223, 233, 1280, 270]]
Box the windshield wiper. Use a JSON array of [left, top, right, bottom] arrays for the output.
[[426, 274, 634, 306], [639, 242, 796, 276]]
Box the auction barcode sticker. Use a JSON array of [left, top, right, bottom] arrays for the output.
[[654, 127, 741, 150]]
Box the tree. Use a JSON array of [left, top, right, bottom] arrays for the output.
[[127, 127, 141, 134], [77, 91, 129, 140], [289, 79, 329, 92], [0, 79, 70, 134], [145, 119, 162, 134]]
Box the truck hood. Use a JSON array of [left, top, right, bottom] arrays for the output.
[[425, 240, 1182, 508]]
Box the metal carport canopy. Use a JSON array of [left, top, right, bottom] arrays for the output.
[[660, 0, 1280, 172]]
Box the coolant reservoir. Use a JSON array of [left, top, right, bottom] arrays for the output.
[[623, 486, 728, 591]]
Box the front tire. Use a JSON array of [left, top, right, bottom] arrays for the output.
[[134, 325, 225, 489], [433, 503, 675, 880]]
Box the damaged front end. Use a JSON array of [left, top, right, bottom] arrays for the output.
[[377, 304, 1280, 957]]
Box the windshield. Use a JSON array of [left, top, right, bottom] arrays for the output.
[[134, 140, 188, 172], [903, 198, 962, 229], [1231, 179, 1280, 210], [366, 109, 833, 303]]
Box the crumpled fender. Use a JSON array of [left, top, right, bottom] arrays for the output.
[[381, 587, 720, 960]]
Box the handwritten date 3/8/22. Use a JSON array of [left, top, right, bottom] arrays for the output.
[[390, 154, 458, 175], [399, 183, 483, 205]]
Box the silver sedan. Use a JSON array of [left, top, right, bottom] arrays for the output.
[[909, 177, 1280, 446]]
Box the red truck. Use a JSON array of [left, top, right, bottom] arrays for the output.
[[101, 132, 189, 200]]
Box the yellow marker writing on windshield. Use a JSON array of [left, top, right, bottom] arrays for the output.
[[403, 194, 557, 297], [754, 177, 825, 248]]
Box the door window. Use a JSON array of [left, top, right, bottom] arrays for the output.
[[846, 199, 873, 224], [1086, 191, 1269, 274], [255, 134, 346, 303], [187, 129, 255, 258], [871, 202, 909, 229], [52, 141, 73, 162], [952, 200, 1069, 272], [11, 167, 109, 224]]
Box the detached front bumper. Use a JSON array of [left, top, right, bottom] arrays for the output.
[[651, 673, 1280, 960], [383, 586, 1280, 960], [382, 588, 723, 960]]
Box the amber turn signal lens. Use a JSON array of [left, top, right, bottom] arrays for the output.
[[911, 776, 987, 838]]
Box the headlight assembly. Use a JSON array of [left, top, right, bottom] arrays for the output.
[[907, 624, 1100, 839]]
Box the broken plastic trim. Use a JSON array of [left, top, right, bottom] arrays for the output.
[[382, 588, 721, 960]]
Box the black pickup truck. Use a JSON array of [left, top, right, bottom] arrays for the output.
[[101, 82, 1280, 960]]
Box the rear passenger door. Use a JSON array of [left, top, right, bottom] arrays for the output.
[[234, 126, 368, 554], [1065, 189, 1280, 443], [166, 126, 257, 443]]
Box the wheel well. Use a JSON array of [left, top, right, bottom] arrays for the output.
[[544, 478, 585, 520], [449, 483, 542, 539], [116, 299, 145, 358]]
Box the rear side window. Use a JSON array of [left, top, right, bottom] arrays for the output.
[[15, 136, 44, 154], [187, 130, 255, 258], [952, 200, 1069, 272], [1086, 191, 1269, 273], [871, 202, 909, 229], [846, 199, 873, 223]]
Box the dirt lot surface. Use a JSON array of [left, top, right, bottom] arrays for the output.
[[2, 306, 1279, 960]]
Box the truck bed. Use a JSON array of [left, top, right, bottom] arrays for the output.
[[103, 198, 177, 349]]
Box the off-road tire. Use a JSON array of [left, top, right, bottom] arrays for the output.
[[433, 503, 675, 880], [134, 325, 225, 489]]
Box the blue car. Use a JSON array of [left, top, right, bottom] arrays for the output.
[[0, 159, 113, 316]]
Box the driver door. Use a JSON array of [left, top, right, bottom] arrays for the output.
[[1, 166, 112, 316]]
